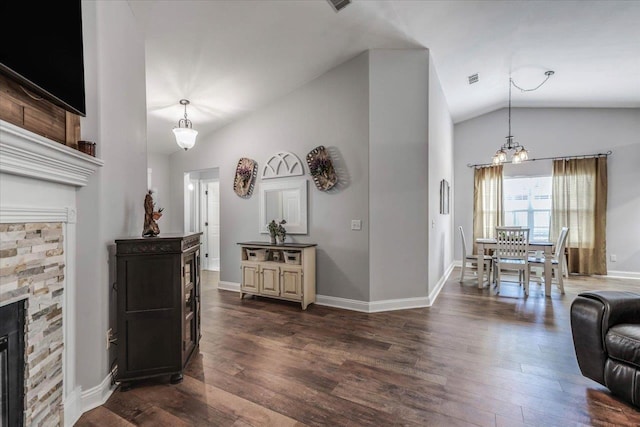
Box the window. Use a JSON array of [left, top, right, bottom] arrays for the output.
[[503, 176, 552, 241]]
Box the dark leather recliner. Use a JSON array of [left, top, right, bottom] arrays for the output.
[[571, 291, 640, 407]]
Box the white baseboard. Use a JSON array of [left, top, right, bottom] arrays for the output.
[[317, 263, 454, 313], [452, 259, 463, 267], [316, 294, 431, 313], [230, 264, 456, 313], [63, 387, 82, 427], [428, 262, 455, 305], [605, 271, 640, 280], [369, 296, 431, 312], [218, 281, 240, 292], [63, 374, 114, 426], [80, 373, 115, 414], [315, 295, 371, 312]]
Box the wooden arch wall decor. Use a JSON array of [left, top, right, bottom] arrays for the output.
[[261, 152, 304, 179], [234, 157, 258, 198], [306, 145, 338, 191]]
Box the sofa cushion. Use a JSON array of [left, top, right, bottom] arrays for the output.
[[606, 324, 640, 369]]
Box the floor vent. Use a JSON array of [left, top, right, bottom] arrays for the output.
[[327, 0, 351, 12], [468, 73, 479, 84]]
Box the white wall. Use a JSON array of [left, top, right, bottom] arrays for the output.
[[169, 52, 371, 300], [454, 108, 640, 275], [147, 152, 172, 228], [427, 56, 454, 292], [76, 0, 147, 392], [369, 49, 430, 301]]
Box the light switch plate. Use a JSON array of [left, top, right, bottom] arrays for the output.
[[351, 220, 362, 231]]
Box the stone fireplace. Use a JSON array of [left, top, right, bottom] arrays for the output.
[[0, 119, 102, 425], [0, 222, 65, 425]]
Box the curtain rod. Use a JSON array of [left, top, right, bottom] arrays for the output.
[[467, 150, 612, 168]]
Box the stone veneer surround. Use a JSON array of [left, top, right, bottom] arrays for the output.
[[0, 222, 65, 426]]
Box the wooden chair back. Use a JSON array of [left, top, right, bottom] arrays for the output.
[[555, 227, 569, 260], [495, 227, 530, 261], [459, 226, 469, 258]]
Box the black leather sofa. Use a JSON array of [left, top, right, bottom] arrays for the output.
[[571, 291, 640, 407]]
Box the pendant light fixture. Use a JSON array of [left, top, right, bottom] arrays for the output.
[[173, 99, 198, 151], [492, 71, 554, 165]]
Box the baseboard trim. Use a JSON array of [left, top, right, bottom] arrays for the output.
[[368, 296, 431, 313], [63, 387, 82, 427], [80, 373, 115, 415], [315, 295, 370, 312], [231, 264, 456, 313], [218, 281, 240, 292], [428, 262, 455, 305], [604, 271, 640, 280]]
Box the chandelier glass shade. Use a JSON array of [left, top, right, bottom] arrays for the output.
[[492, 136, 529, 165], [173, 99, 198, 151]]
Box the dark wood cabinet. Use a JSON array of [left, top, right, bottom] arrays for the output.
[[115, 232, 201, 388]]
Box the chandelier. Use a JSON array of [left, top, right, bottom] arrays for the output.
[[492, 71, 554, 165], [173, 99, 198, 151]]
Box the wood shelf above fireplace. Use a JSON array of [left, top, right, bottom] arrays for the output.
[[0, 73, 81, 149]]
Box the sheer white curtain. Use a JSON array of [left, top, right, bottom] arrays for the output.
[[551, 157, 607, 274], [473, 165, 504, 254]]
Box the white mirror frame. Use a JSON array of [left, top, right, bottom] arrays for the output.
[[259, 178, 308, 234]]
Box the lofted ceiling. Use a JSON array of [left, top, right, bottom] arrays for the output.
[[128, 1, 640, 154]]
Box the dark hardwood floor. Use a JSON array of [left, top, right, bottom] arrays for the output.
[[77, 270, 640, 426]]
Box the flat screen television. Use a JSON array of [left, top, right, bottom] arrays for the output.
[[0, 1, 86, 116]]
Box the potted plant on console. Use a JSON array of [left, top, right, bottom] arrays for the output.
[[268, 219, 287, 244]]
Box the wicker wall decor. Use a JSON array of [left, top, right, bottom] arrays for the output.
[[306, 145, 337, 191], [234, 157, 258, 198]]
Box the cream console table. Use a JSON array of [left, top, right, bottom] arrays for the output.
[[237, 242, 316, 309]]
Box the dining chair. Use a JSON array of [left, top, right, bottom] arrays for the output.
[[529, 227, 569, 295], [494, 227, 530, 296], [459, 226, 493, 284]]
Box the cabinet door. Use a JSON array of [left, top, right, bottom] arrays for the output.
[[183, 251, 197, 365], [241, 263, 259, 292], [194, 249, 201, 342], [260, 265, 280, 296], [117, 254, 181, 380], [281, 267, 302, 300]]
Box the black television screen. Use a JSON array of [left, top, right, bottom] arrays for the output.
[[0, 1, 86, 116]]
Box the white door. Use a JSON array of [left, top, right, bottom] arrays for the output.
[[201, 180, 220, 271]]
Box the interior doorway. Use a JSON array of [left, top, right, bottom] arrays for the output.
[[184, 168, 220, 272]]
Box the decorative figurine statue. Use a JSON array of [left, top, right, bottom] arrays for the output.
[[142, 190, 163, 237]]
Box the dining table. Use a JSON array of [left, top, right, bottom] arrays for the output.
[[475, 238, 554, 297]]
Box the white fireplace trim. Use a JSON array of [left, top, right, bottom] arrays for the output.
[[0, 206, 73, 224], [1, 121, 102, 427], [0, 120, 103, 187]]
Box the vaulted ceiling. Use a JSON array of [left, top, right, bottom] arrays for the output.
[[128, 1, 640, 154]]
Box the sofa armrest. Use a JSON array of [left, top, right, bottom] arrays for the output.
[[571, 291, 640, 385], [580, 291, 640, 331]]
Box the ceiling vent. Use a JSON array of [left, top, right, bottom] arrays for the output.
[[327, 0, 351, 12], [468, 73, 479, 84]]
